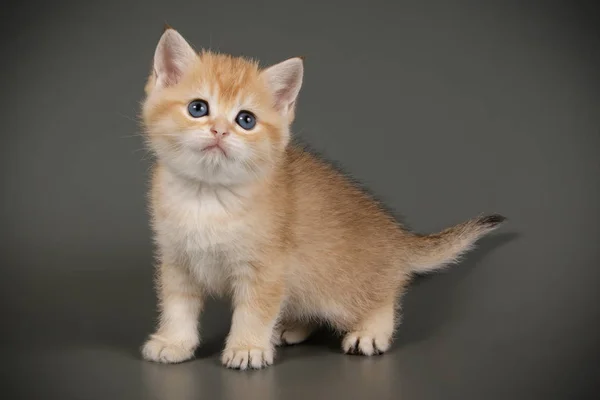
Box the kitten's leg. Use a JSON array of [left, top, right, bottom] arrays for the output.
[[342, 301, 395, 356], [222, 267, 284, 370], [142, 263, 204, 363], [273, 320, 317, 346]]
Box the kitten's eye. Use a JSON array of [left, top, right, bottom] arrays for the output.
[[235, 111, 257, 130], [188, 100, 209, 118]]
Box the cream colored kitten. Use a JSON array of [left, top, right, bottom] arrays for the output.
[[140, 27, 506, 370]]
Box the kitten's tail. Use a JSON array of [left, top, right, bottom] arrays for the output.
[[406, 214, 507, 274]]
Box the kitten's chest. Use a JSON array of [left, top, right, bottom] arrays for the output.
[[155, 180, 255, 269]]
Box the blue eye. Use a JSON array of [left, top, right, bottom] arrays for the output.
[[236, 111, 256, 130], [188, 100, 209, 118]]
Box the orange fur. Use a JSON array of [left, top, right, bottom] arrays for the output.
[[140, 28, 506, 369]]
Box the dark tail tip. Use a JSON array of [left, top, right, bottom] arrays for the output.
[[478, 214, 507, 227]]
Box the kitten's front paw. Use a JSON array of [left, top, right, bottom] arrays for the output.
[[342, 331, 391, 356], [141, 335, 196, 364], [222, 346, 274, 370]]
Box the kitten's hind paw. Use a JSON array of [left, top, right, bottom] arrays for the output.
[[273, 324, 315, 346]]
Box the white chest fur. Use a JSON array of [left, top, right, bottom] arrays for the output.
[[153, 169, 256, 294]]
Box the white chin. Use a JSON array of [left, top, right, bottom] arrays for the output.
[[162, 149, 256, 186]]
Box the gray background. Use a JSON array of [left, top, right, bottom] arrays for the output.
[[1, 0, 599, 399]]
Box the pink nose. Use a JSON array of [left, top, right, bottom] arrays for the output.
[[210, 127, 228, 137]]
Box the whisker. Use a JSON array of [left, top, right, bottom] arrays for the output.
[[118, 112, 141, 124], [120, 133, 146, 139]]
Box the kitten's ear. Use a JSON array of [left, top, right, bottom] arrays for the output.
[[261, 57, 304, 113], [152, 27, 197, 89]]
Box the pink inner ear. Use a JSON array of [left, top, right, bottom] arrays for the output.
[[159, 53, 183, 86], [155, 48, 185, 87], [274, 88, 293, 110]]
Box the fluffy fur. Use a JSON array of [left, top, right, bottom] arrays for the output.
[[140, 27, 506, 370]]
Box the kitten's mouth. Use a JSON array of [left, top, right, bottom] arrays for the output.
[[202, 143, 227, 156]]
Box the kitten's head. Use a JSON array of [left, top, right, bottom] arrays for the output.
[[142, 27, 303, 185]]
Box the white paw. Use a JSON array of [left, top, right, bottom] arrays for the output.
[[342, 331, 391, 356], [141, 336, 196, 364], [274, 326, 313, 346], [221, 346, 274, 370]]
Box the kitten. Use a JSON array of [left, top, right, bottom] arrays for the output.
[[140, 27, 506, 370]]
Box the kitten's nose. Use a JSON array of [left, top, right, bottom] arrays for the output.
[[210, 123, 229, 137]]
